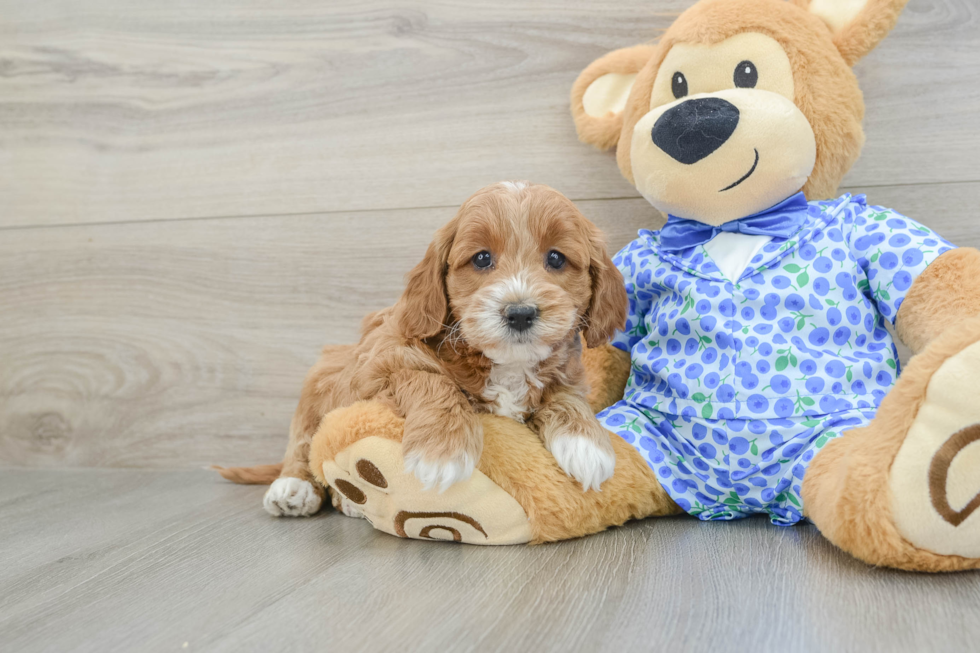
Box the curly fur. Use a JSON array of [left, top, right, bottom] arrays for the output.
[[221, 182, 627, 501]]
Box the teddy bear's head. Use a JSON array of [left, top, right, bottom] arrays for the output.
[[571, 0, 908, 225]]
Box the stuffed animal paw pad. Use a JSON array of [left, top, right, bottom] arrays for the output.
[[890, 338, 980, 558], [321, 437, 532, 545]]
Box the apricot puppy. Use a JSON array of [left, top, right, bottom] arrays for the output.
[[243, 182, 628, 516]]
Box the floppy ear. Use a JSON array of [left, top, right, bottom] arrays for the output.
[[571, 44, 657, 151], [395, 220, 456, 341], [797, 0, 909, 66], [582, 226, 628, 348]]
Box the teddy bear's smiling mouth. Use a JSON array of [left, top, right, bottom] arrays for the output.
[[719, 148, 760, 192]]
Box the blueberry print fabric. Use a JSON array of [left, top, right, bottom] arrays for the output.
[[598, 194, 955, 523], [597, 401, 878, 523]]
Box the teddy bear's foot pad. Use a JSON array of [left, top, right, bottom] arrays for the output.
[[321, 437, 532, 545], [890, 340, 980, 558]]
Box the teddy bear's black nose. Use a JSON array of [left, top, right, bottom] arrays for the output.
[[651, 98, 740, 164]]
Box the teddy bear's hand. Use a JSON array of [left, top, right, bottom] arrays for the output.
[[581, 342, 632, 413]]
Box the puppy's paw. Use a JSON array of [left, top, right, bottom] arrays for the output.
[[338, 497, 365, 518], [548, 434, 616, 492], [404, 451, 476, 493], [263, 477, 323, 517], [328, 488, 366, 518]]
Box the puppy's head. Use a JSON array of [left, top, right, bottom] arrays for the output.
[[396, 182, 627, 363]]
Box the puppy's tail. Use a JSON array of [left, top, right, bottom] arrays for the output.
[[211, 463, 282, 485]]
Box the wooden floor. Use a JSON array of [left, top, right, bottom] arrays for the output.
[[3, 468, 980, 653], [1, 1, 979, 651]]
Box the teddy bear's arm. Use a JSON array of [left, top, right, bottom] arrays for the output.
[[895, 248, 980, 355], [581, 343, 632, 413]]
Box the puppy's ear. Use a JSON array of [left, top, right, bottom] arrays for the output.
[[797, 0, 908, 66], [571, 44, 657, 151], [582, 225, 628, 349], [396, 220, 456, 341]]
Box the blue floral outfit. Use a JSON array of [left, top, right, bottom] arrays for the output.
[[596, 194, 954, 524]]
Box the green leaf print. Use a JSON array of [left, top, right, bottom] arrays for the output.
[[796, 318, 806, 330], [870, 251, 879, 263], [886, 359, 897, 369], [802, 419, 821, 427], [783, 264, 802, 273], [815, 435, 829, 448], [789, 354, 798, 367], [680, 296, 694, 315], [880, 289, 891, 301], [750, 441, 759, 456], [702, 403, 713, 419], [775, 356, 789, 371], [787, 493, 802, 507], [797, 271, 809, 287], [846, 368, 853, 382], [692, 392, 706, 403], [801, 396, 815, 406]]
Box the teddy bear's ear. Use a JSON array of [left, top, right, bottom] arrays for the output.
[[571, 44, 657, 151], [798, 0, 909, 66]]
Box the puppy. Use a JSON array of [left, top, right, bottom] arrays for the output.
[[221, 181, 627, 516]]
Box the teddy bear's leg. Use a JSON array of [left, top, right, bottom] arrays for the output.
[[803, 315, 980, 571], [308, 399, 679, 545]]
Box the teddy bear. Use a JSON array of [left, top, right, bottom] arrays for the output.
[[303, 0, 980, 571]]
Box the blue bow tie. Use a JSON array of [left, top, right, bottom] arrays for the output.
[[659, 192, 809, 252]]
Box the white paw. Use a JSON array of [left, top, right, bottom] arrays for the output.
[[337, 496, 364, 519], [548, 434, 616, 492], [263, 477, 323, 517], [404, 451, 475, 493]]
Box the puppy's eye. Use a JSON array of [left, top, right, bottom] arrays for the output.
[[671, 72, 688, 99], [734, 60, 758, 88], [546, 250, 566, 270], [472, 251, 493, 269]]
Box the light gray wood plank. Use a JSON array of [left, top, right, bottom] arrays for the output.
[[0, 197, 655, 468], [1, 469, 978, 653], [1, 185, 976, 469], [0, 0, 976, 228]]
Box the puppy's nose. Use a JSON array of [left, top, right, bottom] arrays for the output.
[[504, 304, 538, 333], [651, 98, 740, 164]]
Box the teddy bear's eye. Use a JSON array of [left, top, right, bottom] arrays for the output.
[[734, 60, 758, 88], [671, 72, 688, 99]]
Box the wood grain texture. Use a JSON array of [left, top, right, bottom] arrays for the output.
[[1, 185, 977, 468], [2, 2, 978, 649], [0, 0, 977, 227], [0, 469, 978, 653], [0, 197, 657, 468]]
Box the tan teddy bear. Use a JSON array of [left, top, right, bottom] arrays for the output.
[[229, 0, 980, 572]]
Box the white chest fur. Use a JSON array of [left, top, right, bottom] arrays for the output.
[[483, 361, 543, 422], [702, 231, 772, 282]]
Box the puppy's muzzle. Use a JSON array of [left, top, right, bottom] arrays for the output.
[[652, 97, 740, 164], [504, 304, 538, 333]]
